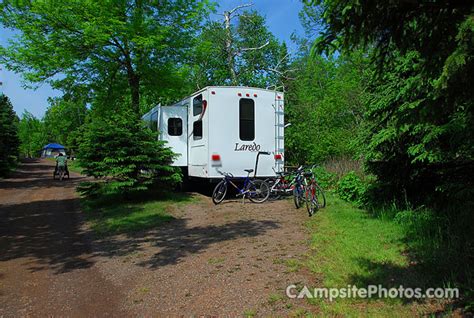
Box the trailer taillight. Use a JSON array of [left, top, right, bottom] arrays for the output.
[[254, 93, 257, 97], [238, 93, 242, 97], [274, 154, 282, 160], [211, 154, 221, 161], [246, 93, 250, 97], [211, 91, 215, 95]]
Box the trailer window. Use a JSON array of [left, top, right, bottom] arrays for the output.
[[150, 111, 158, 132], [168, 118, 182, 136], [193, 94, 203, 116], [193, 120, 202, 140], [239, 98, 255, 141]]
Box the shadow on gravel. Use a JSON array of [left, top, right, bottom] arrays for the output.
[[0, 159, 281, 275], [0, 198, 95, 274], [0, 160, 95, 274], [94, 218, 280, 269]]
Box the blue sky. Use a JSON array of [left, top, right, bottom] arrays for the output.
[[0, 0, 304, 118]]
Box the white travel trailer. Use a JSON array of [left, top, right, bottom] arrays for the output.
[[142, 86, 284, 180]]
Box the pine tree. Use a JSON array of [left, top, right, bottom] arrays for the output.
[[77, 110, 180, 197], [0, 94, 19, 176]]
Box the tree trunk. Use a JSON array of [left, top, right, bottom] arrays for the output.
[[123, 44, 140, 115], [224, 11, 238, 85], [128, 72, 140, 115]]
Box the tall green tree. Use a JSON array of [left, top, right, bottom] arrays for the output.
[[0, 0, 212, 115], [285, 50, 369, 164], [308, 0, 474, 204], [43, 96, 88, 153], [18, 110, 47, 158], [0, 94, 19, 176]]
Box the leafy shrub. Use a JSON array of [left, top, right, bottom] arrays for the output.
[[312, 166, 337, 189], [336, 171, 368, 205], [77, 110, 181, 197]]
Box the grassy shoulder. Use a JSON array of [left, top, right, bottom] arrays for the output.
[[67, 159, 83, 174], [82, 192, 195, 236], [305, 192, 448, 316]]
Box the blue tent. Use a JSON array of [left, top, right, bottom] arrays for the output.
[[43, 143, 65, 150], [41, 143, 66, 158]]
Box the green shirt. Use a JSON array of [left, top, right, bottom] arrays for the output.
[[56, 156, 67, 167]]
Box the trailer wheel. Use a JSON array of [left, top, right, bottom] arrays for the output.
[[212, 180, 227, 205]]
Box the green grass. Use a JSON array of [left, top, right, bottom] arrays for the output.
[[243, 309, 256, 317], [304, 192, 433, 316], [208, 257, 225, 265], [83, 192, 195, 235], [268, 293, 284, 305], [67, 159, 83, 173]]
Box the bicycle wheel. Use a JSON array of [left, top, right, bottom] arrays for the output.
[[314, 183, 326, 208], [293, 184, 304, 209], [212, 180, 227, 205], [305, 184, 317, 216], [247, 180, 270, 203], [59, 168, 64, 181], [265, 178, 281, 200]]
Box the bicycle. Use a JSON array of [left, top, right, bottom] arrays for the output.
[[212, 151, 271, 205], [292, 166, 305, 209], [212, 170, 270, 204], [53, 163, 70, 181], [266, 167, 298, 200], [303, 166, 326, 216]]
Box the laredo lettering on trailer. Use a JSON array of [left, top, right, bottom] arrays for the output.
[[234, 142, 261, 152]]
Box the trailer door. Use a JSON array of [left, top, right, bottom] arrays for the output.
[[188, 92, 208, 177], [160, 106, 187, 167]]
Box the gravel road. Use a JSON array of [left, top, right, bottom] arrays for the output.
[[0, 159, 315, 316]]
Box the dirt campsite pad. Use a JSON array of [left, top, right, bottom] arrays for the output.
[[0, 160, 316, 316]]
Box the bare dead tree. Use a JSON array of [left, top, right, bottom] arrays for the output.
[[221, 3, 271, 85], [266, 51, 299, 91]]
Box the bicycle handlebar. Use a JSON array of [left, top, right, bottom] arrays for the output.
[[217, 170, 233, 178]]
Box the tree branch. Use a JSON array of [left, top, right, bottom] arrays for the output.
[[226, 3, 253, 17], [239, 40, 270, 53]]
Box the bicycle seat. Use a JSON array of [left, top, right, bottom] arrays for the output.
[[244, 169, 254, 173]]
